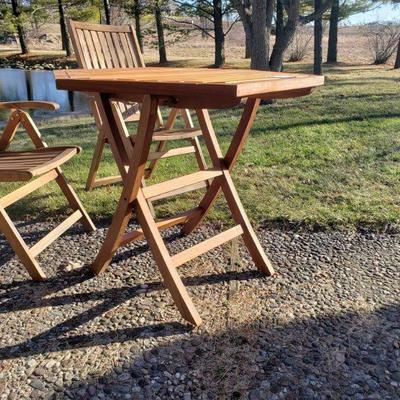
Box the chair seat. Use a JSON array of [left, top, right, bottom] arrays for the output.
[[0, 146, 80, 182], [129, 128, 202, 147], [152, 128, 202, 141]]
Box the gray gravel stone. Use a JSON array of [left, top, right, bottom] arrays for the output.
[[30, 378, 45, 390], [0, 221, 399, 399]]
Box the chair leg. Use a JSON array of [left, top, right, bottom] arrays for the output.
[[146, 108, 179, 180], [86, 131, 107, 191], [182, 109, 208, 172], [0, 206, 46, 281], [86, 99, 125, 191], [141, 177, 156, 218], [0, 110, 21, 151], [191, 136, 208, 171], [55, 169, 96, 233], [18, 110, 95, 233]]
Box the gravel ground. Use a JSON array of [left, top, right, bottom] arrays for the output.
[[0, 220, 399, 400]]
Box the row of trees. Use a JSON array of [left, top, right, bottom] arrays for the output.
[[1, 0, 399, 71]]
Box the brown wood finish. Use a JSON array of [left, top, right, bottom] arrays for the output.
[[0, 147, 79, 181], [55, 68, 323, 103], [171, 225, 244, 267], [67, 19, 207, 191], [0, 107, 95, 281], [0, 101, 60, 110], [182, 99, 261, 234], [55, 67, 323, 326]]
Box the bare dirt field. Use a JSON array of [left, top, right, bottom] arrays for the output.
[[0, 23, 391, 67]]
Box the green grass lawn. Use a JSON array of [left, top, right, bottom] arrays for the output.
[[2, 63, 400, 231]]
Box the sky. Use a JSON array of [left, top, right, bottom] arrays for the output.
[[346, 3, 399, 24]]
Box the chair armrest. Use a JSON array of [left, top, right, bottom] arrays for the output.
[[0, 101, 60, 111]]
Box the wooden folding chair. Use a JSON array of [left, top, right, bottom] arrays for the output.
[[67, 19, 207, 191], [0, 101, 96, 280]]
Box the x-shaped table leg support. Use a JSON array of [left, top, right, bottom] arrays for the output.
[[183, 99, 274, 275]]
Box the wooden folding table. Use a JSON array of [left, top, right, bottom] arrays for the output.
[[55, 68, 324, 326]]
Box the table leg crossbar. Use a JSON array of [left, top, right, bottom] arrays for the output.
[[92, 95, 275, 326]]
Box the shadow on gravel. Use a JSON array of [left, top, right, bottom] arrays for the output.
[[0, 223, 85, 267], [0, 267, 262, 360], [58, 303, 399, 399]]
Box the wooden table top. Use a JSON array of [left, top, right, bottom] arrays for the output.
[[55, 68, 324, 102]]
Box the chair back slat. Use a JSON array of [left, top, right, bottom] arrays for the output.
[[111, 32, 127, 67], [97, 32, 114, 68], [119, 33, 135, 67], [82, 30, 99, 68], [75, 29, 93, 68], [104, 32, 120, 68], [129, 26, 145, 67], [90, 30, 107, 68]]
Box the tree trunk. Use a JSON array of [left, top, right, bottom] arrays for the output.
[[394, 37, 400, 69], [10, 0, 29, 54], [250, 0, 270, 70], [213, 0, 225, 67], [327, 0, 339, 63], [314, 0, 323, 75], [265, 0, 274, 54], [245, 32, 252, 58], [233, 0, 252, 59], [26, 71, 33, 101], [269, 0, 297, 71], [58, 0, 71, 56], [103, 0, 111, 24], [200, 17, 208, 39], [133, 0, 143, 53], [154, 0, 167, 64]]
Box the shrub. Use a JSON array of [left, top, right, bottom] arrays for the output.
[[286, 26, 313, 62], [363, 22, 400, 64]]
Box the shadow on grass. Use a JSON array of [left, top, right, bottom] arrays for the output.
[[210, 109, 400, 137], [326, 77, 400, 86], [324, 93, 400, 101]]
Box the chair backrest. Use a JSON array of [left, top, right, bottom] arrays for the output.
[[67, 20, 145, 70], [67, 20, 146, 123]]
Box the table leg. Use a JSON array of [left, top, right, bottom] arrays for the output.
[[182, 100, 275, 276], [92, 95, 159, 274], [136, 191, 202, 326], [182, 99, 260, 234], [92, 95, 203, 325]]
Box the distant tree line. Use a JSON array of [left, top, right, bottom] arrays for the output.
[[0, 0, 399, 70]]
